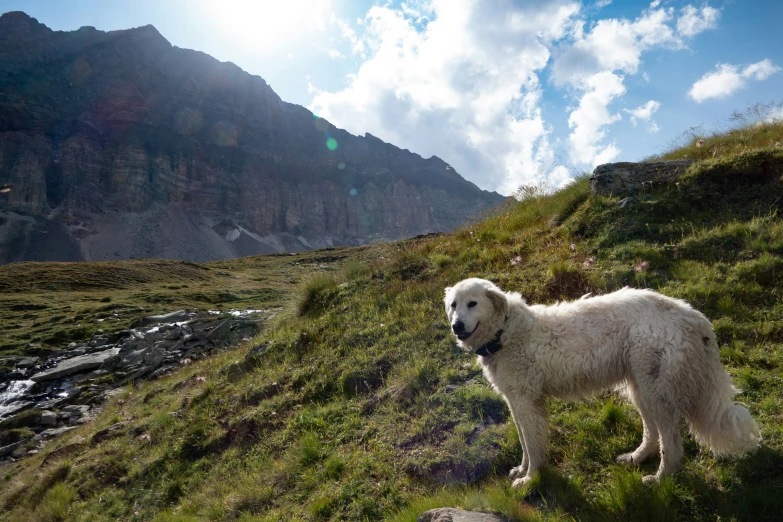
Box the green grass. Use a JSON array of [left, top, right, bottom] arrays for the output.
[[0, 248, 377, 357], [1, 119, 783, 520], [37, 482, 77, 522], [647, 102, 783, 162]]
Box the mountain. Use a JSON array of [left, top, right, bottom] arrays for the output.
[[0, 11, 504, 264]]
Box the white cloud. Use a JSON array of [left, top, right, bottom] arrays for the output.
[[307, 81, 320, 95], [310, 1, 723, 190], [312, 1, 581, 194], [676, 5, 720, 37], [551, 6, 682, 87], [567, 71, 626, 166], [689, 59, 781, 103], [553, 2, 719, 165], [743, 59, 780, 81], [331, 13, 366, 57], [327, 48, 345, 59], [624, 100, 661, 132]]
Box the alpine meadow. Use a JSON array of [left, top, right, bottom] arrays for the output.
[[2, 112, 783, 521]]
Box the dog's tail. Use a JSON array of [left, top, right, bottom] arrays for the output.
[[686, 339, 761, 456]]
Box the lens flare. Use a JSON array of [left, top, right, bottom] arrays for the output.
[[314, 116, 329, 132], [326, 138, 338, 151], [212, 121, 238, 146], [338, 162, 346, 170], [349, 188, 357, 196]]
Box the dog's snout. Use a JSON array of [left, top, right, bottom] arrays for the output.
[[452, 320, 465, 334]]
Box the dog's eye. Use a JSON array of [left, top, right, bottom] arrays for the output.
[[468, 301, 477, 308], [451, 301, 456, 309]]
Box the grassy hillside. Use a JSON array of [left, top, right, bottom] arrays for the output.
[[2, 122, 783, 521], [0, 247, 374, 358]]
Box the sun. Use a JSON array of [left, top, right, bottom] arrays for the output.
[[201, 0, 331, 55]]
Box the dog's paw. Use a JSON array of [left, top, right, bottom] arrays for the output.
[[511, 476, 534, 489], [615, 453, 635, 465], [508, 465, 527, 480], [641, 474, 659, 485]]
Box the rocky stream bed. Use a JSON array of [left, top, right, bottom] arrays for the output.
[[0, 309, 268, 465]]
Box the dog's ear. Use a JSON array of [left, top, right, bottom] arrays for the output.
[[444, 287, 454, 312], [485, 288, 509, 316]]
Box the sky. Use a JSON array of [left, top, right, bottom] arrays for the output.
[[2, 0, 782, 196]]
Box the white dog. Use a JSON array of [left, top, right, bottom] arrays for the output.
[[445, 278, 760, 486]]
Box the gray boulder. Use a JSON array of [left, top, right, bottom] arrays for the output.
[[36, 427, 77, 440], [119, 348, 150, 367], [138, 310, 192, 326], [590, 160, 693, 197], [0, 441, 24, 458], [40, 410, 57, 427], [30, 348, 120, 382], [16, 357, 39, 369], [143, 346, 167, 369], [418, 508, 508, 522]]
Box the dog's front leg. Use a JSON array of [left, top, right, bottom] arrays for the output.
[[507, 394, 547, 488], [506, 399, 529, 480]]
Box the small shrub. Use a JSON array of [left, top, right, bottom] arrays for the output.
[[514, 178, 554, 201], [736, 368, 762, 392], [177, 423, 223, 459], [390, 360, 441, 403], [310, 495, 333, 519], [547, 260, 589, 299], [230, 486, 274, 515], [37, 482, 76, 522], [295, 274, 338, 317], [549, 260, 572, 278], [599, 470, 678, 521], [430, 253, 453, 268], [600, 400, 626, 429], [99, 296, 112, 302], [324, 454, 345, 479], [299, 433, 322, 466], [342, 260, 371, 281], [735, 253, 783, 286], [0, 427, 34, 446], [0, 409, 42, 430], [721, 342, 749, 366], [715, 295, 738, 316]]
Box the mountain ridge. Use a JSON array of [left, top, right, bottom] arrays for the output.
[[0, 11, 504, 264]]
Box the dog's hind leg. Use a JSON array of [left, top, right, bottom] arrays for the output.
[[643, 402, 684, 484], [508, 395, 548, 488], [616, 381, 659, 465]]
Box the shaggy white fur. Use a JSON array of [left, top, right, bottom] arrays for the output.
[[444, 278, 760, 486]]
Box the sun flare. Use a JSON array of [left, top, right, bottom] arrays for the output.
[[201, 0, 331, 55]]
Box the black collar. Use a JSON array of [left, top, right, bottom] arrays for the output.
[[475, 327, 504, 357]]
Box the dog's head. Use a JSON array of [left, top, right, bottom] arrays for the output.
[[444, 278, 508, 351]]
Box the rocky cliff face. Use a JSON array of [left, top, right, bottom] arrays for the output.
[[0, 12, 504, 264]]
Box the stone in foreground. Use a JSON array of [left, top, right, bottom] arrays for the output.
[[418, 508, 508, 522], [30, 348, 120, 382], [590, 160, 693, 197]]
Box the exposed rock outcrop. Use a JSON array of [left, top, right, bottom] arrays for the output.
[[590, 160, 694, 197], [418, 508, 508, 522], [0, 11, 505, 264], [30, 348, 119, 382]]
